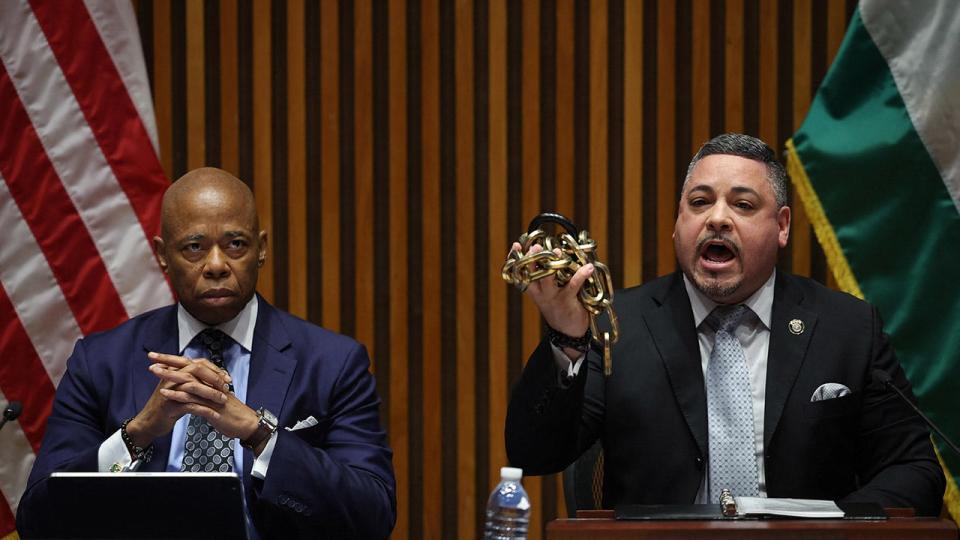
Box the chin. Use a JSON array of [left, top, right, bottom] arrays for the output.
[[694, 274, 743, 302], [189, 304, 243, 326]]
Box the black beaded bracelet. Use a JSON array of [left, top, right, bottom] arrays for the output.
[[547, 326, 592, 352], [120, 418, 154, 464]]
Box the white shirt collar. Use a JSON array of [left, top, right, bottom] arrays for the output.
[[682, 269, 776, 330], [177, 295, 258, 353]]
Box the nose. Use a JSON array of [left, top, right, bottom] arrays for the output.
[[705, 200, 733, 233], [203, 246, 231, 279]]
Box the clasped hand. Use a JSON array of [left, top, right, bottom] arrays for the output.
[[125, 352, 258, 449]]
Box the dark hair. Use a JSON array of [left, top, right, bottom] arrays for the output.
[[684, 133, 788, 207]]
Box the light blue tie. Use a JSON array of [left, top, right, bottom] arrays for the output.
[[706, 304, 759, 499]]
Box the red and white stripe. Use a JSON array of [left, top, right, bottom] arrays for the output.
[[0, 1, 172, 536]]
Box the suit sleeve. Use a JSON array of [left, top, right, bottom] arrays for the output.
[[249, 343, 396, 539], [16, 339, 109, 534], [505, 339, 605, 475], [838, 306, 945, 516]]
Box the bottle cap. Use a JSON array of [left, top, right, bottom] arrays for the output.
[[500, 467, 523, 481]]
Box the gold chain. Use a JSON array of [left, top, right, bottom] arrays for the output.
[[501, 218, 619, 375]]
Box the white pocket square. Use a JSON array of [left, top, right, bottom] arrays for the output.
[[286, 416, 319, 431], [810, 383, 851, 402]]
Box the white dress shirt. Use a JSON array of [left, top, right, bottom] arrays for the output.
[[553, 270, 777, 500], [97, 296, 278, 478], [685, 270, 775, 501]]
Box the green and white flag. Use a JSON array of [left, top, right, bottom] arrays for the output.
[[786, 0, 960, 518]]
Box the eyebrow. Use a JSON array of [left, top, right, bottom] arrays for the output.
[[686, 185, 761, 197]]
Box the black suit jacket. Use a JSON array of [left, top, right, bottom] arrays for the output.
[[506, 271, 945, 515]]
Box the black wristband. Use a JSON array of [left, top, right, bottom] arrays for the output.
[[547, 326, 592, 352], [120, 418, 154, 464]]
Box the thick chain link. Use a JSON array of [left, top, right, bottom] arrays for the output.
[[501, 215, 620, 375]]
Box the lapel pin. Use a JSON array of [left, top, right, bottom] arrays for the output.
[[788, 319, 805, 335]]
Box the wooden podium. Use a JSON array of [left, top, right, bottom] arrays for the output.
[[546, 510, 959, 540]]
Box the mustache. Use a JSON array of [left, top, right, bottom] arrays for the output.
[[697, 232, 741, 258]]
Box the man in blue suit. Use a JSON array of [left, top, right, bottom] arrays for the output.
[[17, 168, 396, 538]]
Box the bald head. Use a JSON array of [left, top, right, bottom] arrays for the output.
[[154, 167, 267, 325], [161, 168, 258, 241]]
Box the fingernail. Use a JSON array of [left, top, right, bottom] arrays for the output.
[[147, 352, 158, 359], [223, 383, 231, 392]]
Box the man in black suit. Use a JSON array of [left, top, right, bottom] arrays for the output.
[[505, 133, 945, 515]]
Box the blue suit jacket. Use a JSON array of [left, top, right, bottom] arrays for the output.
[[17, 297, 396, 539]]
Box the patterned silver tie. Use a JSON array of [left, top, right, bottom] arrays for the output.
[[181, 329, 235, 473], [706, 304, 759, 499]]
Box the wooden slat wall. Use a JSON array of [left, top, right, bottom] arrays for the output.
[[135, 1, 858, 537]]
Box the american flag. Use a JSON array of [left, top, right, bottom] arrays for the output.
[[0, 1, 171, 536]]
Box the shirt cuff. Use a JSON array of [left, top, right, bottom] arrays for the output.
[[551, 343, 586, 381], [98, 429, 132, 472], [250, 430, 279, 480]]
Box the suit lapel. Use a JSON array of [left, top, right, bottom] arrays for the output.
[[242, 297, 297, 483], [139, 305, 180, 470], [764, 273, 817, 447], [642, 274, 708, 456]]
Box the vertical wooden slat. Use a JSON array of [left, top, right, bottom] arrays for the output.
[[202, 0, 219, 167], [623, 1, 643, 286], [421, 0, 443, 537], [474, 0, 491, 533], [487, 0, 509, 494], [589, 1, 608, 260], [355, 0, 375, 358], [690, 0, 710, 152], [252, 0, 273, 301], [320, 0, 341, 331], [439, 0, 459, 534], [219, 0, 239, 175], [655, 0, 676, 277], [388, 2, 409, 537], [758, 0, 777, 146], [641, 0, 657, 282], [455, 2, 476, 537], [826, 0, 847, 64], [186, 1, 205, 170], [520, 0, 544, 535], [287, 0, 307, 318], [725, 0, 744, 133], [791, 0, 812, 278], [153, 0, 173, 177], [824, 0, 847, 291], [269, 0, 289, 309], [555, 0, 574, 218]]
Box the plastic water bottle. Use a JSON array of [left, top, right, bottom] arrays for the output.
[[484, 466, 531, 539]]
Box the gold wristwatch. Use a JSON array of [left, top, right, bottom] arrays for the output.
[[240, 407, 278, 450]]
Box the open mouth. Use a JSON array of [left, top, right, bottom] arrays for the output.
[[702, 243, 735, 263], [698, 238, 739, 266]]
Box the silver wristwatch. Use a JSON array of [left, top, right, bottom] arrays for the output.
[[240, 407, 278, 450]]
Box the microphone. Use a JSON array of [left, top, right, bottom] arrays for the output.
[[872, 369, 960, 458], [0, 401, 22, 432]]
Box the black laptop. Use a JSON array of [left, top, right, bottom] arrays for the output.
[[37, 472, 247, 539]]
